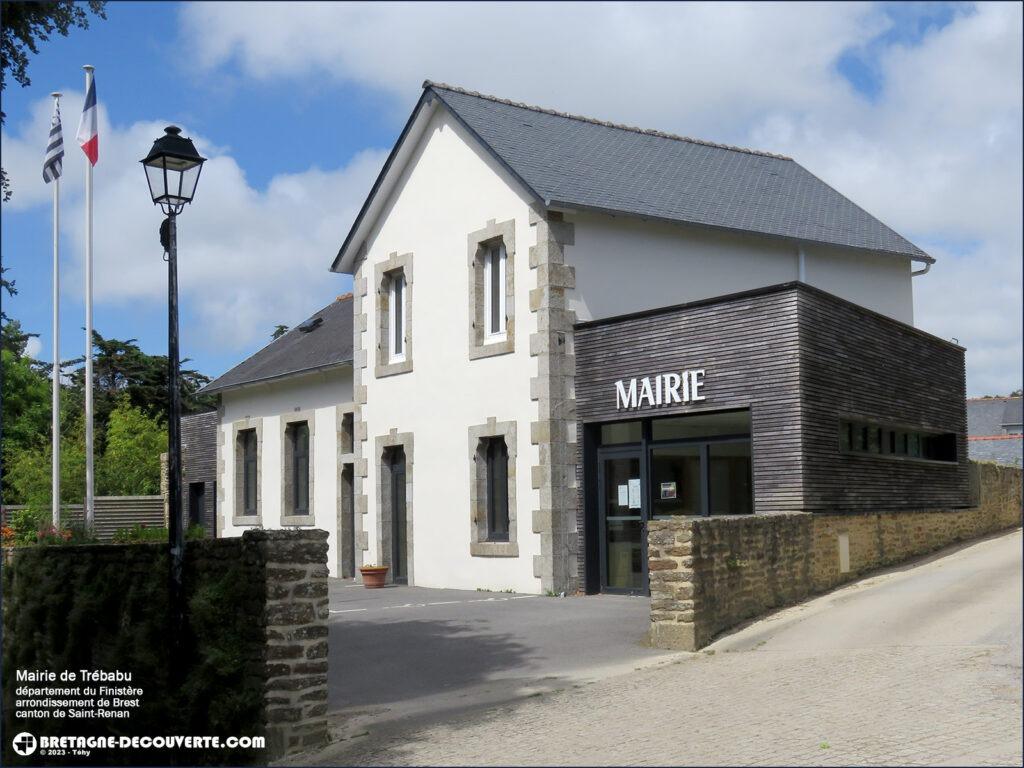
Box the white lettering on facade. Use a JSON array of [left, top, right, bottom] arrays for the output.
[[615, 378, 638, 409], [614, 368, 708, 410]]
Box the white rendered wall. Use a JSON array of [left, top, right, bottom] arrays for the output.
[[217, 367, 353, 576], [358, 107, 543, 593], [565, 212, 915, 324]]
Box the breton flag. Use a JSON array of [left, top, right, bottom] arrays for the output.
[[76, 72, 98, 165], [43, 102, 64, 183]]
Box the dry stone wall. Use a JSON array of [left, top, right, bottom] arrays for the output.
[[649, 462, 1022, 651]]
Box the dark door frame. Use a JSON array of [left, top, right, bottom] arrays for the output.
[[584, 414, 754, 595], [389, 448, 408, 585], [596, 445, 648, 596]]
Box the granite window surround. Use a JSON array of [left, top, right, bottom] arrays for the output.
[[281, 411, 316, 527], [232, 418, 263, 526], [468, 219, 516, 360], [375, 252, 414, 378], [468, 418, 519, 557]]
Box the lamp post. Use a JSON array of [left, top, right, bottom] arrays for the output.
[[140, 126, 206, 637]]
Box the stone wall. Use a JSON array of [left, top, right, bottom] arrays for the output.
[[2, 529, 328, 764], [649, 462, 1022, 651]]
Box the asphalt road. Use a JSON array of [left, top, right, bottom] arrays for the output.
[[325, 582, 672, 731], [297, 529, 1022, 766]]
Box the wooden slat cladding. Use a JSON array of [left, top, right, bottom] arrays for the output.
[[574, 283, 970, 521], [575, 288, 804, 514], [797, 288, 970, 510], [182, 411, 219, 536]]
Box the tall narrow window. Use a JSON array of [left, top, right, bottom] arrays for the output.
[[389, 272, 406, 362], [286, 421, 310, 516], [483, 241, 506, 342], [485, 437, 509, 541], [241, 429, 258, 516]]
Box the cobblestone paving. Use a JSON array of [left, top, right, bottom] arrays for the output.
[[320, 642, 1021, 766]]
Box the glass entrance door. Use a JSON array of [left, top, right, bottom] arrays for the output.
[[598, 450, 645, 592]]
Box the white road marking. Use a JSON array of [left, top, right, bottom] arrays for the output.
[[330, 594, 539, 616]]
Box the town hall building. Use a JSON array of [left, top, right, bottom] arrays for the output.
[[201, 81, 969, 595]]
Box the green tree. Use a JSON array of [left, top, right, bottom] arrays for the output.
[[272, 324, 289, 340], [0, 0, 107, 200], [5, 420, 85, 513], [63, 330, 215, 439], [97, 399, 166, 496], [1, 348, 50, 466]]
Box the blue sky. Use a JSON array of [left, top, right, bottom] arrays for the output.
[[2, 2, 1020, 395]]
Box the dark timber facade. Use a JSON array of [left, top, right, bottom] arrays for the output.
[[182, 410, 219, 538], [575, 282, 970, 594]]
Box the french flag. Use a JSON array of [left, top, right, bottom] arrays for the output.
[[76, 72, 98, 165]]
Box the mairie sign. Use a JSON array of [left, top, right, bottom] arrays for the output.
[[614, 369, 706, 410]]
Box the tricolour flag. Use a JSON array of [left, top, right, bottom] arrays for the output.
[[76, 73, 98, 165], [43, 103, 64, 183]]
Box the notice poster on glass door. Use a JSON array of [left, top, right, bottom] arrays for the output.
[[628, 478, 642, 509], [617, 484, 629, 507]]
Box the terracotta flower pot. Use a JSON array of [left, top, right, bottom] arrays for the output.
[[359, 565, 389, 589]]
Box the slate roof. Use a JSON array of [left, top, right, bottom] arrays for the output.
[[966, 397, 1023, 467], [201, 296, 353, 395], [967, 397, 1024, 436], [423, 82, 931, 262]]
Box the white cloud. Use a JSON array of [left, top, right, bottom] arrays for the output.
[[4, 3, 1019, 394], [2, 94, 385, 360], [24, 335, 43, 359], [179, 0, 1021, 395]]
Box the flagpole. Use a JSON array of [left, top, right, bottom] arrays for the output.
[[83, 65, 95, 531], [51, 91, 62, 528]]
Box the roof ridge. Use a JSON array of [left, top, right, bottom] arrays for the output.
[[423, 80, 792, 161]]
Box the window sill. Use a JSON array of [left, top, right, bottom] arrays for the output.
[[375, 358, 413, 378], [232, 514, 262, 527], [470, 541, 519, 558], [281, 515, 315, 527], [469, 336, 514, 360]]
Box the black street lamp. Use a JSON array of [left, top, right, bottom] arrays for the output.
[[141, 126, 205, 635]]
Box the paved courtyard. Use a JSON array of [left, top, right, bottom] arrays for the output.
[[297, 529, 1022, 766], [324, 580, 672, 730]]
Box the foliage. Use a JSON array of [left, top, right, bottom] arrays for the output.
[[64, 329, 215, 430], [1, 348, 50, 456], [272, 324, 289, 340], [3, 540, 267, 764], [32, 523, 97, 546], [0, 1, 107, 200], [111, 523, 206, 544], [1, 317, 39, 356], [98, 399, 166, 495], [4, 420, 86, 513], [6, 506, 47, 544], [2, 314, 215, 504]]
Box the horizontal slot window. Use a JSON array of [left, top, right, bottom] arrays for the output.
[[840, 419, 957, 463]]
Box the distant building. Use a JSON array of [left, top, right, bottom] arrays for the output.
[[967, 397, 1023, 466], [199, 296, 355, 575]]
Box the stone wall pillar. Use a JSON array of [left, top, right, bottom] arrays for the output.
[[647, 520, 698, 650], [529, 209, 578, 594], [251, 529, 330, 758]]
